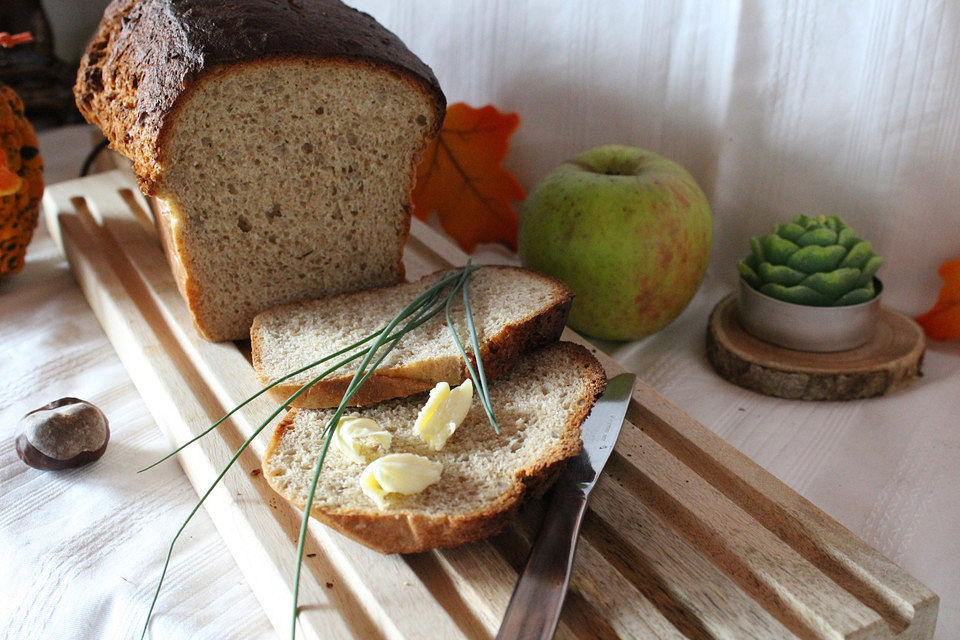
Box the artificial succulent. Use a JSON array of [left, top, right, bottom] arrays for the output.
[[738, 214, 882, 306]]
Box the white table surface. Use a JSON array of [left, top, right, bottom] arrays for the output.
[[2, 117, 958, 639]]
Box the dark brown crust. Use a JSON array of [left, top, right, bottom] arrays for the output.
[[262, 342, 607, 554], [74, 0, 446, 196], [250, 266, 575, 408]]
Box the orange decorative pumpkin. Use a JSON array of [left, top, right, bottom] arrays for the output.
[[0, 84, 44, 280]]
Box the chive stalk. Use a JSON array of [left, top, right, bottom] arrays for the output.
[[140, 264, 499, 640], [443, 269, 499, 433], [138, 270, 465, 473]]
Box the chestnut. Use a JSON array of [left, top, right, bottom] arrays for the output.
[[15, 397, 110, 470]]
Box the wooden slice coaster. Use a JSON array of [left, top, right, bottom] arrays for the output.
[[706, 294, 925, 400]]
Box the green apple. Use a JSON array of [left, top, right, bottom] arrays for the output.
[[518, 145, 712, 341]]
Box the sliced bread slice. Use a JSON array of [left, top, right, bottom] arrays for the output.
[[262, 341, 606, 554], [250, 266, 573, 409]]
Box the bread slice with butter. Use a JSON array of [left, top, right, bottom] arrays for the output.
[[251, 266, 573, 409], [261, 341, 606, 554]]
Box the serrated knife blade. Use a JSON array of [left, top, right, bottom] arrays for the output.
[[495, 372, 636, 640]]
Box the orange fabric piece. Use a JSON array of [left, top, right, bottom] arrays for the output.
[[412, 103, 524, 252], [916, 257, 960, 341]]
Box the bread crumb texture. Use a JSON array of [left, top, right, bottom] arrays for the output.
[[252, 266, 573, 408], [158, 61, 438, 340], [262, 341, 606, 553]]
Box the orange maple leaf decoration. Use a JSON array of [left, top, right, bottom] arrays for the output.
[[412, 103, 525, 252], [916, 257, 960, 341]]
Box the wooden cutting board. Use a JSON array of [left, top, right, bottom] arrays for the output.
[[41, 170, 938, 640]]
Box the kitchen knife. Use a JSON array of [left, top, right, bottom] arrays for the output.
[[495, 372, 637, 640]]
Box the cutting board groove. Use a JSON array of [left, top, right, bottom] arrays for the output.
[[41, 171, 938, 640], [631, 400, 919, 634]]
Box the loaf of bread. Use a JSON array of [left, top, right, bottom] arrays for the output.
[[251, 266, 574, 409], [75, 0, 446, 341], [262, 341, 606, 554]]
